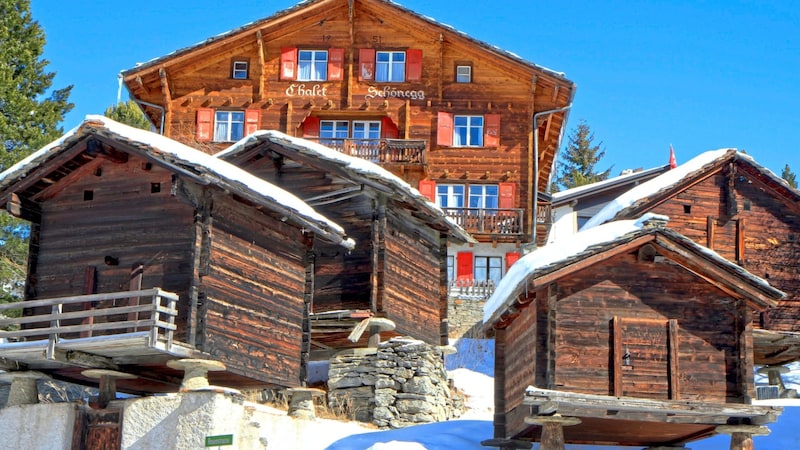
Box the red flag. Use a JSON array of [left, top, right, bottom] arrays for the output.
[[669, 144, 677, 169]]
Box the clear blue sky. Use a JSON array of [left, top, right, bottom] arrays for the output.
[[31, 0, 800, 177]]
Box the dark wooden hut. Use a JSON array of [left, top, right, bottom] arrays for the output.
[[0, 116, 352, 393], [218, 130, 474, 358], [484, 214, 784, 449]]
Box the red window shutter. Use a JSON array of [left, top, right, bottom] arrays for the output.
[[456, 252, 474, 281], [484, 113, 501, 147], [196, 108, 213, 142], [437, 111, 453, 147], [280, 47, 297, 80], [244, 109, 260, 136], [418, 179, 436, 202], [505, 252, 521, 272], [302, 116, 320, 138], [498, 182, 516, 209], [406, 48, 423, 81], [381, 116, 399, 139], [358, 48, 375, 81], [328, 48, 344, 81]]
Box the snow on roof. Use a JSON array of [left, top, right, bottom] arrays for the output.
[[551, 164, 670, 205], [483, 212, 783, 325], [581, 149, 738, 230], [218, 130, 475, 243], [0, 115, 354, 249], [122, 0, 571, 84]]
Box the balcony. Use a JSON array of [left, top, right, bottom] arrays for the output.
[[308, 138, 427, 164], [448, 279, 496, 299], [442, 207, 524, 236]]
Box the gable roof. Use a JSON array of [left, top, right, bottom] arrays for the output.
[[483, 213, 784, 329], [0, 116, 354, 250], [120, 0, 571, 84], [217, 130, 475, 243], [551, 164, 671, 207], [582, 149, 800, 229]]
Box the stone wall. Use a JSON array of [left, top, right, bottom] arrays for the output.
[[447, 297, 487, 339], [327, 337, 463, 428]]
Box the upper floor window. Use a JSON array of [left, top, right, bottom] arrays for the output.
[[376, 51, 406, 82], [195, 108, 260, 143], [232, 61, 248, 79], [214, 111, 245, 142], [456, 65, 472, 83], [454, 115, 483, 147], [468, 184, 499, 209], [298, 50, 328, 81], [437, 184, 465, 209]]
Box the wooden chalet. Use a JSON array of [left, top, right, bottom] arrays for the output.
[[217, 130, 474, 358], [483, 214, 784, 449], [0, 116, 354, 394], [582, 149, 800, 366], [120, 0, 575, 299]]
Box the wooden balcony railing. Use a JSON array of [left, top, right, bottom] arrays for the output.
[[442, 207, 525, 235], [448, 279, 496, 299], [0, 288, 179, 358], [308, 138, 427, 164]]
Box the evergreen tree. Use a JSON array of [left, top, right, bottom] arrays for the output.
[[781, 164, 797, 189], [0, 0, 73, 314], [553, 120, 612, 191], [105, 100, 151, 130]]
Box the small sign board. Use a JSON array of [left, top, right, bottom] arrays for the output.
[[205, 434, 234, 447]]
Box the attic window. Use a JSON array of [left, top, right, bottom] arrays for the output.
[[743, 200, 752, 211], [93, 167, 102, 177], [683, 204, 691, 214], [84, 190, 94, 201], [232, 61, 249, 79], [456, 64, 472, 83], [142, 162, 152, 171], [151, 183, 161, 194]]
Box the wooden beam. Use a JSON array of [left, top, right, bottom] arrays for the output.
[[668, 319, 680, 400], [255, 30, 266, 102], [346, 0, 354, 108], [736, 217, 746, 263], [438, 33, 444, 102], [159, 67, 172, 136], [611, 316, 622, 396], [706, 216, 715, 249]]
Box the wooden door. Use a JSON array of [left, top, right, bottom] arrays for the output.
[[72, 406, 123, 450], [612, 317, 679, 400]]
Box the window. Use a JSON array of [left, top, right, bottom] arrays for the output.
[[298, 50, 328, 81], [469, 185, 499, 210], [214, 111, 245, 142], [454, 115, 484, 147], [232, 61, 248, 79], [319, 120, 349, 145], [352, 121, 381, 141], [437, 184, 465, 209], [475, 256, 502, 284], [447, 256, 454, 283], [456, 65, 471, 83], [376, 51, 406, 82]]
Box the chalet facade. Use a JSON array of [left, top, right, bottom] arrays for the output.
[[0, 116, 355, 393], [483, 214, 784, 449], [217, 130, 473, 356], [583, 149, 800, 366], [120, 0, 576, 316]]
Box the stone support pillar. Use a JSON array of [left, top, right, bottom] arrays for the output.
[[285, 387, 326, 419], [81, 369, 137, 408], [166, 358, 226, 392], [0, 371, 50, 406], [525, 414, 581, 450]]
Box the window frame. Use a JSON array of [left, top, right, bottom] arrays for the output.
[[232, 60, 249, 79], [474, 255, 502, 284], [375, 51, 406, 82], [453, 115, 484, 147], [455, 65, 472, 83], [298, 50, 329, 81], [213, 111, 245, 142]]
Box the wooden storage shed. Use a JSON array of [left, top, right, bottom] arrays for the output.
[[218, 130, 474, 358], [484, 214, 784, 449], [0, 116, 353, 393], [582, 149, 800, 365]]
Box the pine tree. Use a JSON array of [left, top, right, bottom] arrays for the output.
[[105, 100, 151, 130], [0, 0, 73, 312], [553, 120, 612, 191], [781, 164, 797, 189]]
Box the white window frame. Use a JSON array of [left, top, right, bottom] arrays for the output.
[[298, 50, 328, 81], [232, 61, 248, 79], [214, 111, 245, 142], [456, 65, 471, 83], [436, 184, 465, 209], [454, 115, 484, 147], [351, 121, 381, 141], [376, 51, 406, 82], [469, 184, 499, 210], [474, 255, 502, 284]]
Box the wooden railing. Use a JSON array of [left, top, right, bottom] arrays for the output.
[[448, 279, 496, 299], [308, 138, 427, 164], [0, 288, 179, 358], [442, 207, 525, 235]]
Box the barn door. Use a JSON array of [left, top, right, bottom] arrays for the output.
[[612, 317, 679, 400], [72, 406, 123, 450]]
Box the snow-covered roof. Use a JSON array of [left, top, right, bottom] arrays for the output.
[[483, 213, 784, 326], [0, 115, 354, 250], [581, 148, 798, 230], [218, 130, 475, 243], [121, 0, 572, 84], [551, 164, 670, 205]]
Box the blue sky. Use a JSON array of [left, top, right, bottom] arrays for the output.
[[32, 0, 799, 177]]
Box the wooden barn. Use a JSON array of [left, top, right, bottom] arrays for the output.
[[217, 130, 474, 358], [582, 149, 800, 366], [0, 116, 354, 394], [483, 214, 784, 449], [120, 0, 576, 297]]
